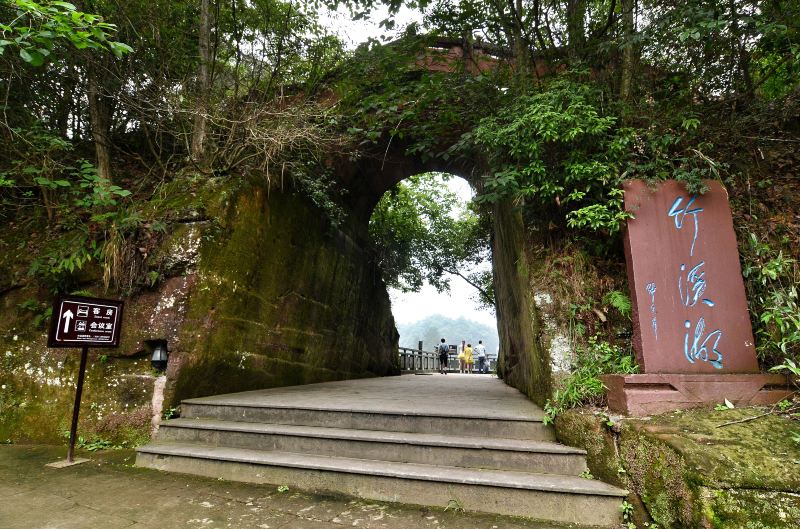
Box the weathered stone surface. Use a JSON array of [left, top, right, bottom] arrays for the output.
[[137, 375, 625, 526], [493, 199, 552, 406], [0, 334, 155, 445], [603, 373, 792, 416], [556, 406, 800, 528], [0, 176, 398, 444], [168, 178, 398, 404], [554, 409, 624, 488], [1, 444, 602, 529]]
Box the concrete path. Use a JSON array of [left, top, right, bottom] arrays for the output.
[[184, 374, 545, 421], [0, 445, 590, 529]]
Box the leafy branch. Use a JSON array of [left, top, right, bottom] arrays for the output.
[[0, 0, 132, 66]]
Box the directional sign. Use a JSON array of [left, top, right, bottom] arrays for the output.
[[47, 295, 124, 348]]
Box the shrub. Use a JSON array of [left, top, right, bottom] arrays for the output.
[[543, 336, 638, 424]]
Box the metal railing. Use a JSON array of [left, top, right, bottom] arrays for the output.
[[398, 347, 441, 372], [398, 347, 497, 374]]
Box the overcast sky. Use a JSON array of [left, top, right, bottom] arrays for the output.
[[318, 4, 423, 48], [318, 9, 498, 330]]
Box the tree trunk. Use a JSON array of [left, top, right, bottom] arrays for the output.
[[87, 63, 113, 182], [566, 0, 586, 61], [513, 0, 529, 82], [191, 0, 211, 168], [620, 0, 635, 101]]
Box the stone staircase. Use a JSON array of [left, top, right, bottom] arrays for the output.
[[136, 376, 626, 526]]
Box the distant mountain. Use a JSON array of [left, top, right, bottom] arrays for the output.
[[397, 315, 499, 354]]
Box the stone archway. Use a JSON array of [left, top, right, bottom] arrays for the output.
[[336, 147, 553, 406], [157, 145, 552, 407]]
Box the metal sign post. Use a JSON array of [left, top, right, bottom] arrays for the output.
[[66, 347, 89, 463], [46, 295, 124, 468]]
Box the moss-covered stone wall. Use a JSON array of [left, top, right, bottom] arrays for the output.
[[492, 200, 552, 406], [0, 175, 398, 444], [168, 177, 398, 403], [556, 407, 800, 528], [0, 330, 156, 445]]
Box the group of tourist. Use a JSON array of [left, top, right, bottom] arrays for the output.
[[436, 338, 489, 374]]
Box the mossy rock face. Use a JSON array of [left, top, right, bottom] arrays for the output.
[[0, 333, 155, 446], [555, 409, 622, 486], [492, 201, 551, 406], [703, 488, 800, 528], [555, 409, 653, 527], [557, 406, 800, 528], [636, 408, 800, 491], [1, 174, 399, 443], [620, 420, 700, 527], [619, 408, 800, 528], [169, 178, 398, 403]]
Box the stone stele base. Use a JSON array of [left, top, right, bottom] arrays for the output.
[[602, 373, 792, 416]]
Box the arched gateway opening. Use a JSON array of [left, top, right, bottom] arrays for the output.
[[341, 149, 553, 406]]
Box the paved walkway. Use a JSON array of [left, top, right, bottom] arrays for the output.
[[184, 374, 545, 421], [0, 445, 581, 529], [1, 375, 572, 528]]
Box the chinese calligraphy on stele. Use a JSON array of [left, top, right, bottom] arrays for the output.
[[668, 194, 724, 369]]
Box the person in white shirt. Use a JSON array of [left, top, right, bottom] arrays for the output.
[[474, 340, 487, 374]]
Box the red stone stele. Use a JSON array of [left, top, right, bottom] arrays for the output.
[[604, 179, 791, 416]]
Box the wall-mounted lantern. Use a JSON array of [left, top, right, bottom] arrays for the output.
[[147, 339, 169, 371]]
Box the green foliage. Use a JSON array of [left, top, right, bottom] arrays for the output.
[[622, 127, 722, 195], [61, 430, 124, 451], [470, 77, 633, 234], [473, 78, 616, 201], [0, 0, 131, 65], [714, 399, 736, 411], [444, 497, 465, 513], [791, 430, 800, 446], [620, 499, 635, 520], [543, 336, 638, 424], [10, 152, 134, 291], [369, 173, 490, 297], [566, 189, 633, 235], [291, 165, 346, 227], [72, 161, 131, 208], [338, 34, 504, 163], [742, 233, 800, 365], [17, 299, 51, 327], [642, 1, 800, 98], [603, 290, 632, 319], [27, 233, 100, 291], [770, 358, 800, 379]]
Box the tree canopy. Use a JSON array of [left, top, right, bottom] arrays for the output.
[[369, 173, 493, 306]]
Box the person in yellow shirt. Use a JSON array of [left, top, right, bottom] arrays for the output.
[[464, 343, 474, 374], [457, 345, 466, 373]]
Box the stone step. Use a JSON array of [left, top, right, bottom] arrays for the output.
[[180, 401, 553, 441], [157, 418, 587, 475], [136, 443, 626, 526]]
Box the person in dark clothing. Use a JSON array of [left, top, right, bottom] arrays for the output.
[[438, 338, 449, 374]]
